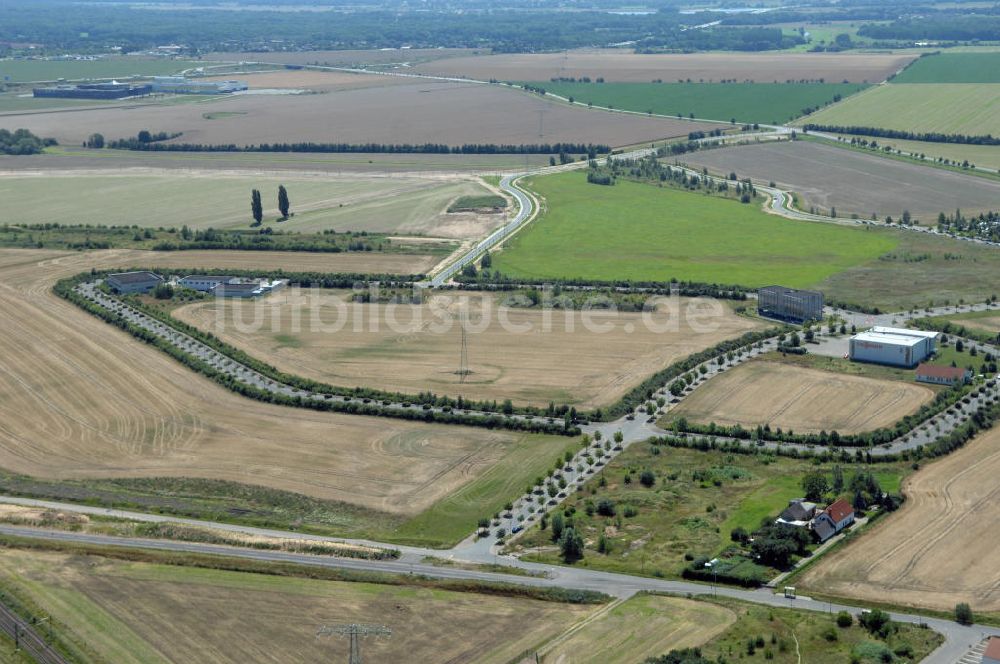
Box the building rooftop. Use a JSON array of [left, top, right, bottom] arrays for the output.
[[852, 331, 925, 347], [985, 636, 1000, 660], [760, 285, 823, 296], [213, 282, 261, 293], [870, 326, 939, 340], [181, 275, 235, 282], [825, 499, 854, 524], [107, 271, 162, 284], [916, 363, 969, 380]]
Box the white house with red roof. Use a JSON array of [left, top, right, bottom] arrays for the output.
[[916, 363, 972, 386], [983, 636, 1000, 664], [812, 498, 855, 543]]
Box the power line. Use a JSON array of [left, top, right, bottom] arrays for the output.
[[318, 623, 391, 664]]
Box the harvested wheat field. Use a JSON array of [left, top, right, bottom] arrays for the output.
[[128, 248, 444, 275], [173, 290, 765, 408], [0, 249, 567, 514], [202, 69, 415, 91], [0, 170, 499, 238], [669, 361, 934, 435], [798, 424, 1000, 612], [412, 51, 915, 84], [4, 81, 714, 148], [540, 595, 735, 664], [0, 548, 594, 664]]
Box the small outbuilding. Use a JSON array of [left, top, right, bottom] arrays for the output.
[[916, 363, 972, 386], [776, 499, 817, 527], [106, 271, 163, 294]]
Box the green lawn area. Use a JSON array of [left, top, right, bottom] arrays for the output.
[[388, 433, 583, 547], [492, 171, 895, 288], [508, 444, 908, 579], [799, 83, 1000, 136], [0, 58, 207, 82], [697, 598, 943, 664], [525, 82, 867, 124], [816, 228, 1000, 311], [893, 52, 1000, 83]]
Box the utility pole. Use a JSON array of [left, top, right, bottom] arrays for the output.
[[318, 624, 391, 664], [457, 309, 470, 382]]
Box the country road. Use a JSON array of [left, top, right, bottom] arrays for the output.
[[0, 521, 994, 664]]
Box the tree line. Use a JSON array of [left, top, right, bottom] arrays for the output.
[[0, 128, 56, 155], [804, 124, 1000, 146], [100, 139, 612, 155]]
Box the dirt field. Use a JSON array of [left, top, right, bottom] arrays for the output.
[[947, 313, 1000, 334], [411, 51, 916, 84], [669, 361, 934, 435], [0, 548, 594, 664], [206, 48, 482, 67], [540, 595, 735, 664], [683, 140, 1000, 218], [202, 70, 415, 91], [0, 148, 554, 174], [0, 170, 499, 238], [0, 248, 566, 514], [173, 290, 765, 408], [798, 424, 1000, 612], [3, 80, 715, 148], [120, 248, 444, 275]]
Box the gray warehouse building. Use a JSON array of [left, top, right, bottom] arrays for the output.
[[106, 271, 163, 294], [849, 327, 939, 368], [33, 82, 152, 100], [757, 285, 824, 323]]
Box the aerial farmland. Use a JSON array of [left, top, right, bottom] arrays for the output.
[[3, 2, 1000, 662]]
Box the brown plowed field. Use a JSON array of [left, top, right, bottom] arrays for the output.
[[3, 81, 715, 148], [0, 248, 562, 514], [669, 361, 934, 434], [798, 424, 1000, 612], [683, 140, 1000, 219], [172, 290, 765, 408], [411, 51, 916, 84]]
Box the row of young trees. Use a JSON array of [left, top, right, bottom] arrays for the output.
[[804, 124, 1000, 146]]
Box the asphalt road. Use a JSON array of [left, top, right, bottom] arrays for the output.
[[0, 523, 994, 664]]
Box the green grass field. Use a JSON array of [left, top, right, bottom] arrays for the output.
[[830, 133, 1000, 170], [800, 83, 1000, 136], [699, 598, 942, 664], [0, 58, 207, 83], [893, 52, 1000, 83], [0, 173, 495, 236], [524, 82, 867, 124], [510, 444, 908, 579], [492, 171, 895, 288], [816, 228, 1000, 310], [391, 434, 582, 546]]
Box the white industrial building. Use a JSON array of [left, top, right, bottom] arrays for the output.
[[849, 327, 939, 368], [178, 275, 238, 292]]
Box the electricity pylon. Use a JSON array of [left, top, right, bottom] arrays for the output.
[[317, 624, 391, 664], [456, 309, 471, 382]]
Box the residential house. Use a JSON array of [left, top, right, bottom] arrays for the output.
[[812, 498, 855, 543]]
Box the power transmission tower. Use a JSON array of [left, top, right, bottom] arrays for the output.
[[317, 624, 391, 664], [457, 309, 470, 382]]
